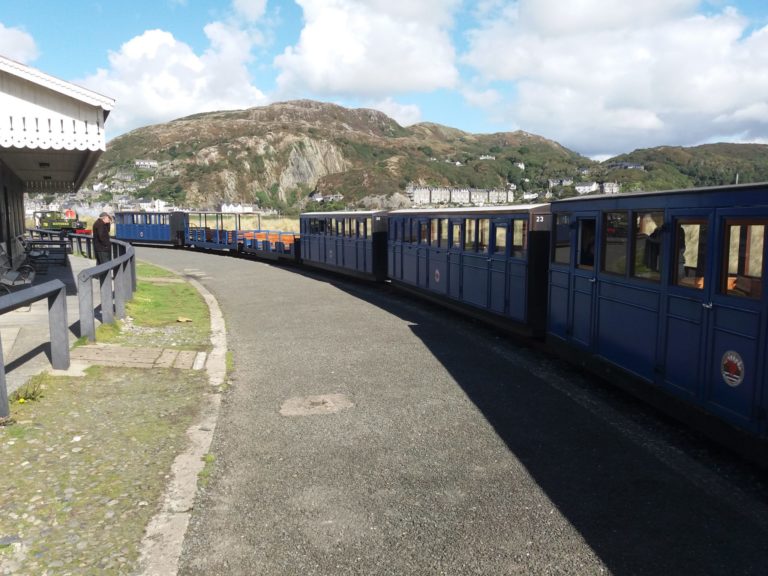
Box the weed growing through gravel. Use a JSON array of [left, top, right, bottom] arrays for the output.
[[9, 381, 44, 403], [198, 453, 216, 489], [0, 367, 208, 574]]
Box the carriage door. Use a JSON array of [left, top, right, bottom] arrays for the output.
[[428, 218, 450, 295], [489, 220, 508, 314], [448, 219, 464, 300], [662, 212, 713, 401], [417, 219, 430, 288], [569, 216, 598, 349], [704, 211, 767, 432]]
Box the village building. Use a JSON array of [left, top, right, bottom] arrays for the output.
[[575, 181, 600, 195]]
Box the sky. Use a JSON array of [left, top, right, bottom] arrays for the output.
[[2, 0, 768, 159]]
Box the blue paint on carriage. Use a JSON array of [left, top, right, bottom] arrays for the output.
[[115, 212, 173, 243], [549, 183, 768, 437], [387, 205, 551, 335], [299, 210, 388, 280]]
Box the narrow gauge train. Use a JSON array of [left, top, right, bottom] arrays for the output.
[[115, 183, 768, 464], [114, 211, 300, 261]]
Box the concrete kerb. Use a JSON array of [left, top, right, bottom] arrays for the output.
[[136, 273, 228, 576]]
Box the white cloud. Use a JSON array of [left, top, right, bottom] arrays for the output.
[[233, 0, 267, 22], [462, 88, 501, 109], [274, 0, 460, 97], [79, 26, 267, 138], [368, 97, 421, 126], [462, 0, 768, 155], [0, 23, 39, 63], [517, 0, 700, 35]]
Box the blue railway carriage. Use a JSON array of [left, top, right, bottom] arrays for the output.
[[387, 205, 552, 336], [115, 211, 188, 246], [548, 183, 768, 446], [299, 210, 388, 280]]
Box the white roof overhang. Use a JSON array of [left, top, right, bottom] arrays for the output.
[[0, 55, 115, 192]]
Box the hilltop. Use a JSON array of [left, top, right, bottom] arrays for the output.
[[85, 100, 768, 211]]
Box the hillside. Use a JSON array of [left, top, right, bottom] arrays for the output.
[[605, 144, 768, 191], [85, 100, 768, 211], [86, 100, 591, 210]]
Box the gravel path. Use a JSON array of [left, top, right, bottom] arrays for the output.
[[138, 247, 768, 576]]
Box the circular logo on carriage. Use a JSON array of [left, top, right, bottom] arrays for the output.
[[139, 231, 144, 238], [721, 351, 744, 387], [434, 268, 441, 284]]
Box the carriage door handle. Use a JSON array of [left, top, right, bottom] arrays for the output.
[[588, 278, 596, 283], [702, 302, 713, 309]]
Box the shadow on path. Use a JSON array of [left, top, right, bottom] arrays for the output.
[[315, 270, 768, 576]]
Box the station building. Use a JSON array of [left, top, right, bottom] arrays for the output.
[[0, 54, 114, 264]]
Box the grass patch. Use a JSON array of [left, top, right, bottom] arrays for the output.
[[94, 319, 122, 343], [135, 261, 175, 278], [0, 367, 208, 573], [92, 264, 210, 350], [198, 453, 216, 489], [226, 351, 234, 374], [129, 282, 206, 327]]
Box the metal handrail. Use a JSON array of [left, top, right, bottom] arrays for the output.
[[77, 239, 137, 342], [0, 280, 69, 418]]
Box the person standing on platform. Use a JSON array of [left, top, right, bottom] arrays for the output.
[[93, 212, 112, 265]]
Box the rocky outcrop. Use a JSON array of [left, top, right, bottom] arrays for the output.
[[90, 99, 592, 209]]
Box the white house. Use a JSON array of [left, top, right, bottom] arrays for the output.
[[221, 203, 254, 213], [575, 182, 599, 195], [602, 182, 621, 195]]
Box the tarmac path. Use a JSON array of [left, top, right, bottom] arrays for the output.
[[136, 246, 768, 576]]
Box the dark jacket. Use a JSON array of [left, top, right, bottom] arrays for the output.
[[93, 218, 111, 253]]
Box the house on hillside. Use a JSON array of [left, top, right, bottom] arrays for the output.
[[548, 178, 574, 189], [602, 182, 621, 194], [608, 161, 644, 171], [575, 181, 599, 195], [221, 203, 254, 213], [0, 54, 113, 263]]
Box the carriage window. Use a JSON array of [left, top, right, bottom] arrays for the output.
[[602, 212, 629, 275], [452, 223, 463, 249], [403, 219, 412, 243], [512, 219, 527, 258], [633, 211, 663, 282], [577, 219, 596, 269], [411, 220, 419, 244], [722, 221, 764, 299], [477, 219, 490, 252], [365, 218, 372, 239], [465, 219, 477, 251], [329, 219, 336, 235], [440, 219, 448, 248], [420, 221, 429, 244], [494, 226, 507, 255], [674, 220, 708, 289], [430, 219, 439, 245], [553, 214, 571, 264]]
